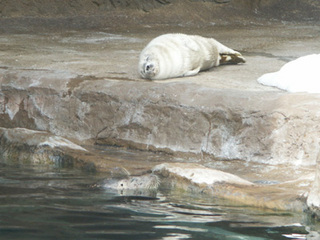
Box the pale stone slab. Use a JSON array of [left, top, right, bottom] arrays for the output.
[[153, 162, 253, 186]]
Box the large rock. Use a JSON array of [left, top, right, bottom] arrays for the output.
[[153, 162, 254, 186], [0, 9, 320, 213], [1, 68, 320, 166], [0, 25, 319, 167], [0, 127, 88, 167], [153, 162, 306, 211], [0, 126, 151, 176]]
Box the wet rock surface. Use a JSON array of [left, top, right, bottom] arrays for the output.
[[153, 162, 307, 211], [1, 0, 320, 213], [1, 26, 320, 165]]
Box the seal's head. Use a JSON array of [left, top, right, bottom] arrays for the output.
[[139, 55, 159, 80]]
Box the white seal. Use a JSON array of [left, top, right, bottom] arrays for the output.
[[139, 33, 245, 80], [257, 54, 320, 93], [117, 174, 160, 190]]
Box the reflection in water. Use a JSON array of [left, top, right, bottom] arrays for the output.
[[0, 163, 319, 240]]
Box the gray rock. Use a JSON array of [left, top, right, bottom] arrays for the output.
[[307, 153, 320, 217], [153, 162, 306, 211], [153, 162, 253, 186], [0, 127, 86, 166]]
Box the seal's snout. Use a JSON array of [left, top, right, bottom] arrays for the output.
[[140, 62, 156, 79], [146, 63, 153, 71]]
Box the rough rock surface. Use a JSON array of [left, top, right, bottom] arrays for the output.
[[153, 162, 307, 211], [1, 29, 320, 165], [1, 0, 320, 214], [308, 153, 320, 217], [1, 0, 320, 20], [153, 163, 254, 186], [0, 127, 87, 166], [1, 0, 320, 33]]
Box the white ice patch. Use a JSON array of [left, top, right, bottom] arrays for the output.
[[39, 136, 87, 152], [257, 54, 320, 93]]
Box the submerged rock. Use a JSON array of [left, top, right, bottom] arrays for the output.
[[153, 162, 253, 186], [153, 162, 306, 211]]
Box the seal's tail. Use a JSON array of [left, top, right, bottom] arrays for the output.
[[219, 52, 246, 65]]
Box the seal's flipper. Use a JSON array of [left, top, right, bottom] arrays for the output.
[[219, 53, 246, 65], [183, 66, 201, 77]]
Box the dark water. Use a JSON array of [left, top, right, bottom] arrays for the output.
[[0, 163, 319, 240]]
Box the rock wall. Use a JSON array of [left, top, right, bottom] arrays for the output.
[[1, 0, 320, 18], [1, 0, 320, 32], [0, 0, 171, 17]]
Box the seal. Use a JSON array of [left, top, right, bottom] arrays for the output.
[[139, 33, 245, 80], [115, 174, 160, 190], [101, 174, 160, 196], [257, 54, 320, 93]]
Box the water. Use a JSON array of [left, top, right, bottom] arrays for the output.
[[0, 163, 319, 240]]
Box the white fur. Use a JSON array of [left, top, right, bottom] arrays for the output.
[[257, 54, 320, 93], [139, 33, 240, 80]]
